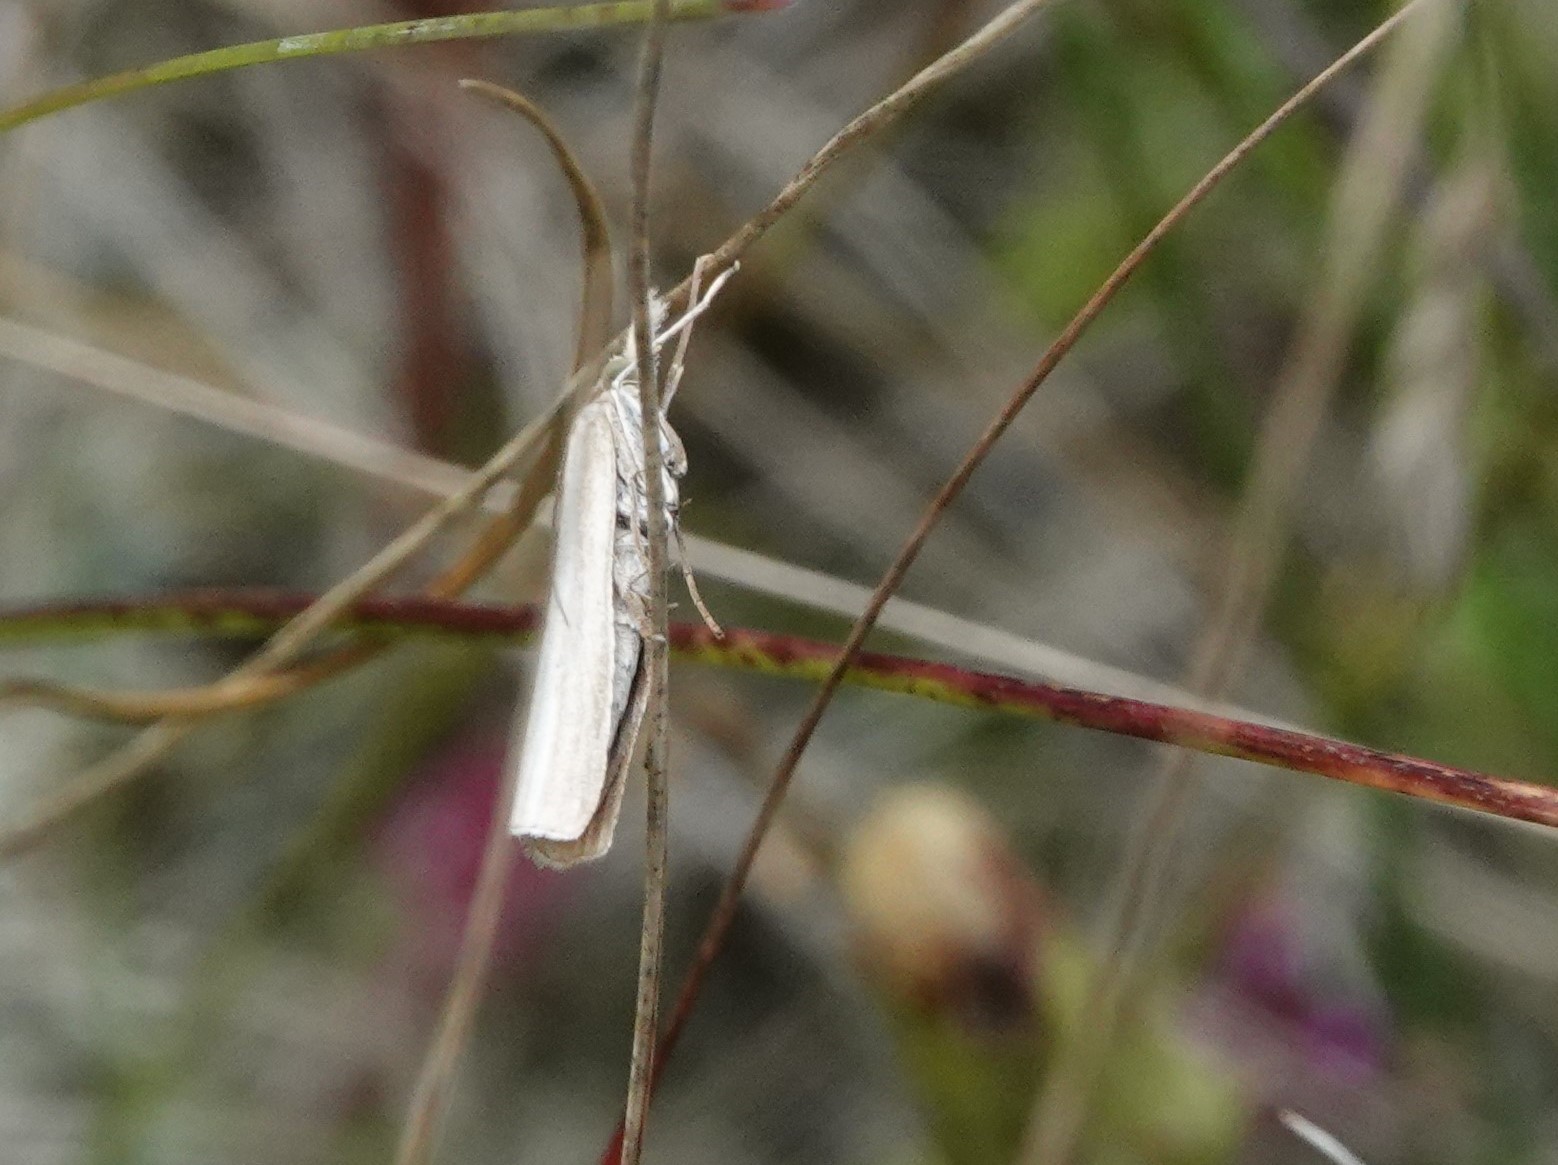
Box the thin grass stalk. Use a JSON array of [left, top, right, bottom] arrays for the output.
[[621, 0, 676, 1157]]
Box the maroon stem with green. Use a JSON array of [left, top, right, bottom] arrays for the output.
[[2, 588, 1550, 834]]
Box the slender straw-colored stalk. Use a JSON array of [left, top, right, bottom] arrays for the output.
[[621, 0, 676, 1158]]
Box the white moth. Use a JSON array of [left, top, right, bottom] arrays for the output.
[[509, 263, 734, 867]]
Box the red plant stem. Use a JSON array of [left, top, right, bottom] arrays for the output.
[[3, 588, 1554, 832]]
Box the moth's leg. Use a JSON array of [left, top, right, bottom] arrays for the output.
[[672, 521, 724, 637], [661, 424, 688, 480], [661, 255, 709, 403], [619, 579, 658, 640], [614, 519, 660, 641], [616, 475, 654, 567], [653, 255, 734, 365]]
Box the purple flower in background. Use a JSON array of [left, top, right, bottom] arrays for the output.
[[1207, 900, 1390, 1086], [1302, 1004, 1385, 1085], [373, 734, 573, 995]]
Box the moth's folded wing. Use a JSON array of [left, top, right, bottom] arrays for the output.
[[508, 400, 621, 852], [528, 642, 645, 868]]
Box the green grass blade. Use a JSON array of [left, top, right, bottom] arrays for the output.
[[0, 0, 748, 134]]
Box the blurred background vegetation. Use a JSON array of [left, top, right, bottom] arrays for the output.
[[0, 0, 1555, 1162]]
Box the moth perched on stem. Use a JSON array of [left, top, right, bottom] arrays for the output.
[[509, 263, 733, 867]]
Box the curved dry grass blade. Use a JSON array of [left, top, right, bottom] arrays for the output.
[[0, 655, 358, 722], [458, 79, 616, 366], [0, 0, 745, 134], [617, 0, 1443, 1150], [0, 80, 601, 777]]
